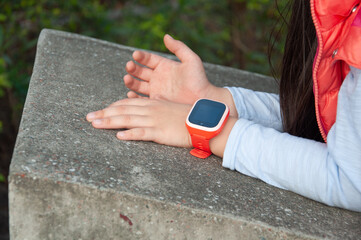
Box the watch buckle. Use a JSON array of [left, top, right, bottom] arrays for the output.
[[190, 148, 212, 159]]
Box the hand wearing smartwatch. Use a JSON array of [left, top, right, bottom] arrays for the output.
[[88, 97, 236, 158], [186, 99, 230, 158]]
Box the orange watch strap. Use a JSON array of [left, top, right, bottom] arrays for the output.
[[186, 99, 230, 159], [189, 133, 212, 159]]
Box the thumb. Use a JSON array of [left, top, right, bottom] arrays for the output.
[[163, 34, 200, 63]]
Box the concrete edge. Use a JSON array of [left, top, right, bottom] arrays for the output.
[[9, 173, 320, 240]]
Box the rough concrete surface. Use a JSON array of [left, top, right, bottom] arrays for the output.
[[9, 29, 361, 239]]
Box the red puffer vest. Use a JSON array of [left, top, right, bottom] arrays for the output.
[[311, 0, 361, 142]]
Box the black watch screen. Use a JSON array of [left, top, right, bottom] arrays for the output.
[[188, 99, 226, 128]]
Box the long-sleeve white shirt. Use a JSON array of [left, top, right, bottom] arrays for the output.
[[223, 65, 361, 212]]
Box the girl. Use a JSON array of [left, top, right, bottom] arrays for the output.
[[87, 0, 361, 212]]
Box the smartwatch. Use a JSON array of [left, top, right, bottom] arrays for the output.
[[186, 99, 229, 159]]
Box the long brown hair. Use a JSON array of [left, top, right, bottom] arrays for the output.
[[271, 0, 324, 142]]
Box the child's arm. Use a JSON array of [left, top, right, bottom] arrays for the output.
[[124, 34, 238, 116], [86, 98, 237, 155], [222, 66, 361, 212], [125, 35, 284, 125], [86, 66, 361, 211]]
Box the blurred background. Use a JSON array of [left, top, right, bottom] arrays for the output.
[[0, 0, 288, 238]]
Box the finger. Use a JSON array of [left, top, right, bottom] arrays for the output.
[[123, 74, 150, 95], [108, 97, 151, 107], [91, 115, 151, 129], [127, 91, 148, 99], [163, 34, 200, 63], [132, 50, 164, 69], [117, 128, 155, 142], [87, 105, 149, 121], [125, 61, 153, 81]]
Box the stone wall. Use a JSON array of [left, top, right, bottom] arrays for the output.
[[9, 29, 361, 239]]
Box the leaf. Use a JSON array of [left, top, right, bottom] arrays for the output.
[[0, 173, 5, 183], [0, 14, 6, 22], [0, 74, 11, 88]]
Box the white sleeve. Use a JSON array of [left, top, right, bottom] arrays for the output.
[[223, 66, 361, 212], [225, 87, 283, 131]]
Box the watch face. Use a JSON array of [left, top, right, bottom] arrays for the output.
[[188, 99, 226, 128]]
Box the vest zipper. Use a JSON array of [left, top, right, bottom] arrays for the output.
[[310, 0, 328, 142]]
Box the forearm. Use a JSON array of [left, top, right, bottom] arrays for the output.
[[201, 85, 238, 117], [203, 85, 283, 131], [223, 119, 361, 211], [226, 87, 283, 131], [207, 85, 282, 157]]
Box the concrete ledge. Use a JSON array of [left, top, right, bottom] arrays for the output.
[[9, 29, 361, 239]]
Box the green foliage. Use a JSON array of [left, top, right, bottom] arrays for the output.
[[0, 120, 3, 133], [0, 59, 11, 97], [0, 0, 288, 109], [117, 0, 233, 65], [0, 173, 5, 183], [0, 0, 119, 102]]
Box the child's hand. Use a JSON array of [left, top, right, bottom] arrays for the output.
[[124, 34, 216, 105], [86, 98, 193, 148]]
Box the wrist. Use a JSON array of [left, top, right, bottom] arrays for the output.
[[209, 117, 237, 157], [186, 99, 230, 158]]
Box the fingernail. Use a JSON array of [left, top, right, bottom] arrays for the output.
[[93, 119, 103, 125], [166, 34, 173, 39], [87, 112, 96, 120], [117, 131, 125, 138]]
